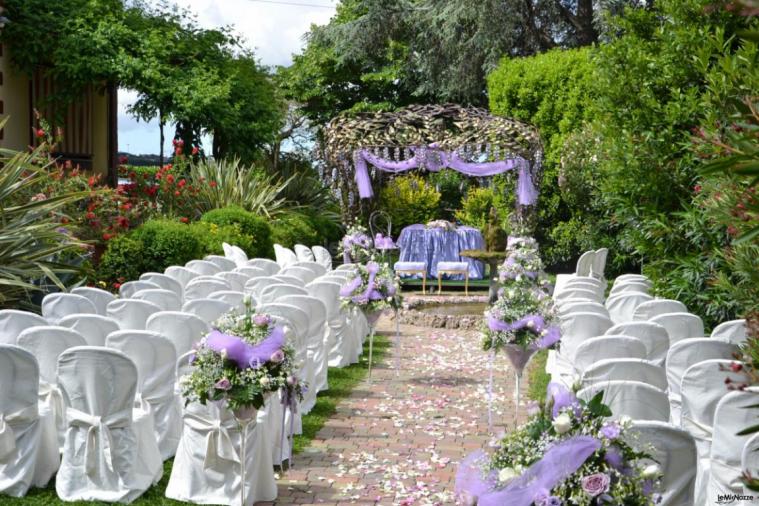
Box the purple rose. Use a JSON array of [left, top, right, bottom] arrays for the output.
[[215, 378, 231, 390], [600, 421, 621, 440], [581, 473, 610, 497], [269, 349, 285, 363], [286, 375, 297, 386], [253, 314, 271, 326], [534, 489, 562, 506]]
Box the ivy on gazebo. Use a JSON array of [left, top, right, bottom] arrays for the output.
[[319, 103, 544, 219]]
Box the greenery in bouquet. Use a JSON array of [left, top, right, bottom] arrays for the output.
[[339, 260, 402, 314], [499, 236, 550, 291], [482, 285, 559, 352], [181, 300, 304, 411], [340, 223, 375, 263], [457, 384, 661, 505]]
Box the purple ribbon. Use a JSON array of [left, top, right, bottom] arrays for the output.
[[206, 326, 286, 369], [547, 382, 580, 418], [353, 146, 536, 205]]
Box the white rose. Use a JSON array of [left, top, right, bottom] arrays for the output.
[[515, 274, 522, 282], [243, 294, 252, 306], [260, 376, 271, 387], [641, 464, 661, 479], [619, 415, 632, 427], [552, 413, 572, 434], [498, 467, 519, 484], [220, 348, 228, 359]]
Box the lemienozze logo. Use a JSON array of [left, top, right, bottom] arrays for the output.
[[716, 493, 755, 504]]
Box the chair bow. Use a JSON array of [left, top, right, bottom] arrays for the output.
[[0, 405, 38, 460], [39, 380, 66, 432], [184, 410, 240, 470], [66, 406, 132, 478]]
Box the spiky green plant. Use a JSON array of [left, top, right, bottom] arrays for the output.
[[189, 158, 290, 218], [0, 144, 89, 307]]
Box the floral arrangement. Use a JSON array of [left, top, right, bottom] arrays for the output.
[[426, 219, 456, 231], [482, 285, 559, 352], [181, 301, 304, 411], [456, 383, 662, 505], [373, 232, 396, 250], [499, 236, 550, 290], [339, 260, 402, 314], [340, 223, 375, 263]]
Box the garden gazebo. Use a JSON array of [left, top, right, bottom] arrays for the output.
[[320, 103, 544, 220]]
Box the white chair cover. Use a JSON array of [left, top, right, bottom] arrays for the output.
[[272, 274, 306, 287], [280, 266, 317, 284], [577, 380, 669, 421], [625, 421, 697, 506], [182, 299, 234, 325], [0, 310, 48, 345], [575, 250, 594, 277], [606, 321, 670, 366], [139, 273, 184, 300], [146, 311, 209, 356], [307, 280, 361, 368], [106, 331, 181, 459], [71, 287, 116, 316], [554, 288, 600, 303], [165, 401, 277, 505], [257, 304, 309, 352], [292, 261, 327, 277], [260, 283, 308, 301], [132, 288, 182, 312], [185, 259, 223, 276], [164, 266, 202, 287], [711, 319, 748, 345], [581, 358, 667, 391], [613, 274, 651, 286], [680, 359, 750, 505], [336, 263, 357, 272], [208, 291, 247, 313], [609, 280, 651, 296], [573, 335, 647, 375], [245, 258, 280, 276], [107, 299, 162, 330], [632, 299, 688, 321], [650, 312, 705, 345], [273, 244, 298, 267], [278, 295, 329, 403], [708, 390, 759, 504], [184, 277, 231, 301], [560, 281, 604, 300], [41, 293, 97, 324], [215, 271, 249, 292], [666, 338, 739, 427], [742, 432, 759, 497], [556, 312, 613, 365], [311, 245, 333, 270], [223, 242, 249, 268], [557, 300, 608, 317], [55, 347, 162, 502], [58, 314, 120, 347], [245, 277, 280, 300], [119, 280, 161, 299], [294, 244, 315, 262], [605, 292, 653, 324], [204, 255, 237, 272], [0, 345, 58, 497], [590, 247, 608, 280], [16, 326, 87, 449], [234, 266, 268, 280]]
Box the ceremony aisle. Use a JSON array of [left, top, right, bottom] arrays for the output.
[[266, 317, 524, 505]]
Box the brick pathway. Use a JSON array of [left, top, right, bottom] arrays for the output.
[[263, 317, 524, 505]]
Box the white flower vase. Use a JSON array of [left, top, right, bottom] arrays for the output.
[[232, 405, 258, 506], [363, 308, 386, 384]]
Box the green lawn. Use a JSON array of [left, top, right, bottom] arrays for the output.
[[3, 335, 390, 506], [526, 349, 550, 404]]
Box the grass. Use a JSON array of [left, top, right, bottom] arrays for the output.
[[526, 349, 550, 404], [3, 334, 390, 506]]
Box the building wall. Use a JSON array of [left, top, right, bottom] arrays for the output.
[[0, 42, 31, 151]]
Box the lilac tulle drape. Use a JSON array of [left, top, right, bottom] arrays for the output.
[[353, 147, 538, 205], [397, 225, 485, 279]]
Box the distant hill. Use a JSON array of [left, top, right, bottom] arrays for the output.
[[117, 152, 162, 167]]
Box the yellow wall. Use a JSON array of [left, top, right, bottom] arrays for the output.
[[0, 44, 31, 151]]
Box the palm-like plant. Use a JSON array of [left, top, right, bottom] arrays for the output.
[[189, 158, 290, 218], [0, 144, 88, 307]]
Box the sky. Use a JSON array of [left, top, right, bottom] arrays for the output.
[[118, 0, 337, 155]]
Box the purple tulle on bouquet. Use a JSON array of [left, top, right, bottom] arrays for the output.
[[206, 326, 286, 369], [547, 382, 580, 418]]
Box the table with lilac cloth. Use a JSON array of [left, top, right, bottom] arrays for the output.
[[397, 225, 485, 279]]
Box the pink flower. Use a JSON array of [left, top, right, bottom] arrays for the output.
[[269, 349, 285, 363], [215, 378, 231, 390], [581, 473, 610, 497], [253, 314, 271, 326]]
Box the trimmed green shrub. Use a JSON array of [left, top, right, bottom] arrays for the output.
[[271, 213, 320, 249], [200, 206, 273, 258], [189, 222, 257, 258], [97, 234, 148, 287], [454, 185, 511, 233], [379, 174, 441, 231], [132, 219, 204, 270]]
